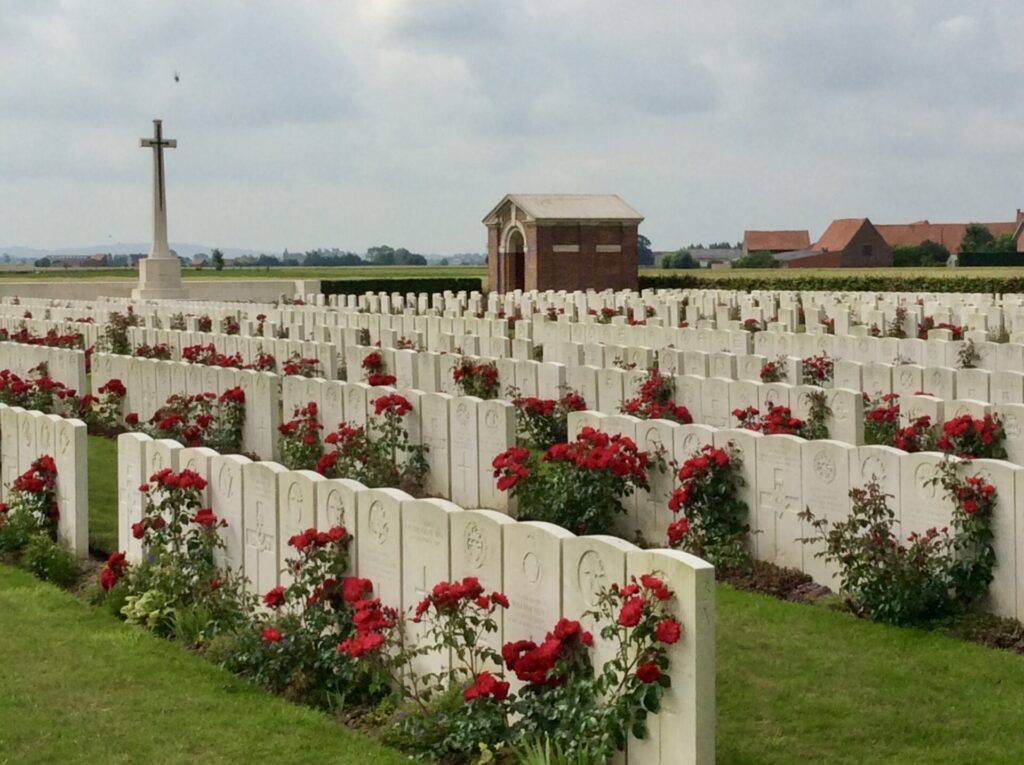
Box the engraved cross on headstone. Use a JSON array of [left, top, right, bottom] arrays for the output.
[[453, 449, 474, 496], [759, 467, 799, 515]]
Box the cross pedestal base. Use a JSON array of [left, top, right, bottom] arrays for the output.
[[133, 256, 186, 300]]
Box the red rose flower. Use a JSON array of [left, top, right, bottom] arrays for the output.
[[618, 596, 645, 627], [263, 586, 286, 609], [655, 618, 681, 644], [636, 661, 661, 683]]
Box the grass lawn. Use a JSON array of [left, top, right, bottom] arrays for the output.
[[0, 564, 408, 765], [87, 434, 119, 554], [5, 558, 1024, 764], [717, 585, 1024, 764]]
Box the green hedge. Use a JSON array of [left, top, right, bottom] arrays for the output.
[[638, 273, 1022, 294], [957, 252, 1024, 268], [320, 277, 483, 296]]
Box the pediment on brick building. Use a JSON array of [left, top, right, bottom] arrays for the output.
[[483, 194, 643, 226]]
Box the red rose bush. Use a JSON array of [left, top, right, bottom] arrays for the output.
[[0, 455, 59, 553], [107, 468, 248, 641], [453, 357, 499, 399], [139, 387, 246, 453], [361, 350, 396, 387], [621, 368, 693, 424], [511, 390, 587, 449], [666, 443, 750, 570], [801, 460, 998, 626], [316, 393, 428, 490], [493, 426, 650, 534]]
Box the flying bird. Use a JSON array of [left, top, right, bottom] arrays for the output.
[[173, 71, 180, 83]]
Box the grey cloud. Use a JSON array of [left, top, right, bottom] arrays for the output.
[[2, 0, 1024, 253]]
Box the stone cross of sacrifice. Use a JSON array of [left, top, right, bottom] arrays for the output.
[[139, 119, 176, 260]]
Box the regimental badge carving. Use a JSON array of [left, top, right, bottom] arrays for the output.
[[813, 451, 836, 483], [456, 401, 470, 426], [368, 501, 389, 544], [914, 461, 939, 498], [484, 409, 498, 429], [218, 463, 234, 498], [682, 434, 701, 455], [643, 427, 662, 452], [1003, 414, 1021, 438], [576, 550, 606, 607], [861, 455, 887, 483], [464, 522, 485, 569], [522, 551, 541, 584], [326, 489, 345, 527]]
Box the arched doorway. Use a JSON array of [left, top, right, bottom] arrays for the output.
[[504, 228, 525, 293]]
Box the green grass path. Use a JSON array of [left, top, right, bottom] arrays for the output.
[[0, 565, 407, 765], [5, 561, 1024, 763], [88, 434, 118, 554]]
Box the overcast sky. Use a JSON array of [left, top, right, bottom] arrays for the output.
[[1, 0, 1022, 253]]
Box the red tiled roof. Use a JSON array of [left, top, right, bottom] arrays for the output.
[[813, 218, 868, 252], [875, 221, 1016, 251], [743, 230, 810, 252]]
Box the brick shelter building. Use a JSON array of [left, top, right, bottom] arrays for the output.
[[778, 218, 893, 268], [483, 194, 643, 293]]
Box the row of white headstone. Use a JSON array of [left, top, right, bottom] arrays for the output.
[[0, 403, 88, 558], [124, 327, 340, 379], [0, 341, 87, 395], [91, 353, 280, 459], [116, 430, 715, 765], [567, 410, 1024, 623]]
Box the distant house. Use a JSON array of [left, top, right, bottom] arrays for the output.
[[191, 255, 208, 268], [654, 248, 741, 267], [694, 248, 742, 267], [875, 217, 1019, 253], [742, 230, 810, 255], [778, 218, 893, 268], [85, 253, 110, 267]]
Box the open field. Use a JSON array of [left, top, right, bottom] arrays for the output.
[[5, 561, 1024, 764], [0, 265, 487, 281], [4, 263, 1024, 286]]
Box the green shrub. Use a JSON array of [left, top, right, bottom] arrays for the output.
[[0, 511, 40, 553], [515, 738, 592, 765], [637, 272, 1024, 293], [20, 534, 78, 586], [732, 251, 780, 269], [958, 252, 1024, 267]]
